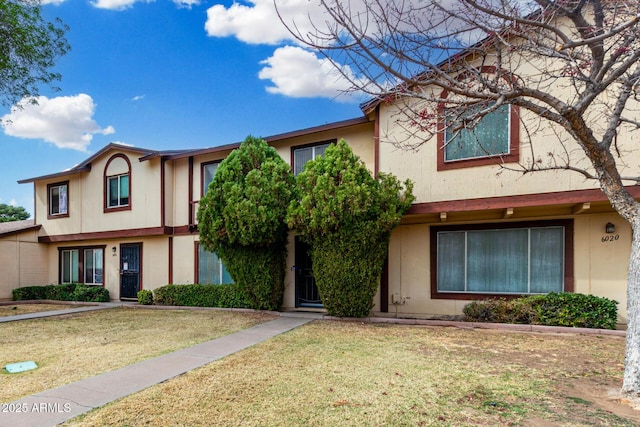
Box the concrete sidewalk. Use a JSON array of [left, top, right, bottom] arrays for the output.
[[0, 316, 312, 427]]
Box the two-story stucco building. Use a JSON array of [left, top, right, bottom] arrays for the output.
[[5, 95, 635, 323]]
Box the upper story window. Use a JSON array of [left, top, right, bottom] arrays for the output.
[[444, 103, 510, 162], [108, 174, 129, 208], [292, 141, 333, 176], [48, 181, 69, 219], [104, 154, 132, 212], [202, 161, 220, 196]]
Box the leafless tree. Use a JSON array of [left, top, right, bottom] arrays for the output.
[[281, 0, 640, 397]]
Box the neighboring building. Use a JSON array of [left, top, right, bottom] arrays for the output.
[[0, 220, 48, 299], [11, 75, 635, 323]]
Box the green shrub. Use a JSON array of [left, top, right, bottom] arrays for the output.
[[462, 292, 618, 329], [197, 136, 294, 311], [287, 140, 414, 318], [12, 283, 110, 302], [153, 284, 251, 309], [531, 292, 618, 329], [137, 289, 154, 305]]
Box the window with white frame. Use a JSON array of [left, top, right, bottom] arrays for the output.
[[107, 174, 129, 208], [48, 182, 68, 217], [197, 244, 233, 285], [292, 142, 332, 176], [444, 103, 510, 162], [435, 223, 567, 295]]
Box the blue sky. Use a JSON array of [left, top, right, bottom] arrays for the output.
[[0, 0, 365, 215]]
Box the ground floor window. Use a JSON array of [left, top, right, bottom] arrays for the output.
[[59, 246, 105, 286], [196, 243, 233, 285], [431, 220, 573, 298]]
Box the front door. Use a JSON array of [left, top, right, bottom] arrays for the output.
[[120, 243, 141, 300], [294, 237, 322, 308]]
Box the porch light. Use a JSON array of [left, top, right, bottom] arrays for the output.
[[605, 222, 615, 234], [112, 246, 117, 253]]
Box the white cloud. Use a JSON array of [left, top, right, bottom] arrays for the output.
[[1, 94, 115, 152], [91, 0, 153, 11], [258, 46, 359, 101], [172, 0, 200, 8], [205, 0, 326, 45], [131, 95, 146, 102], [41, 0, 67, 4]]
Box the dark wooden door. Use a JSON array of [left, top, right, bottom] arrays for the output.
[[294, 237, 322, 308], [120, 244, 141, 299]]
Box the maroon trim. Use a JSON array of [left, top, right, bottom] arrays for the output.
[[104, 154, 132, 213], [47, 181, 70, 219], [407, 185, 640, 216], [188, 156, 194, 228], [194, 241, 199, 284], [429, 219, 574, 300], [160, 157, 166, 227], [168, 236, 173, 284], [39, 226, 172, 243]]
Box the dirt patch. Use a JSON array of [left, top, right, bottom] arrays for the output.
[[0, 303, 81, 317]]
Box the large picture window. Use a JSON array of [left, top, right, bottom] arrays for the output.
[[60, 247, 105, 286], [292, 141, 332, 176], [431, 220, 573, 298], [197, 244, 233, 285], [48, 182, 68, 218]]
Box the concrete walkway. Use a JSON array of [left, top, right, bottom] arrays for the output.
[[1, 309, 312, 427]]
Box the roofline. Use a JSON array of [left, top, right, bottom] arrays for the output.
[[165, 116, 372, 161], [0, 223, 41, 238], [17, 166, 92, 184], [18, 143, 157, 184]]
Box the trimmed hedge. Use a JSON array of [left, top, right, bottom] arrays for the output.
[[152, 284, 251, 309], [13, 283, 110, 302], [463, 292, 618, 329], [137, 289, 153, 305]]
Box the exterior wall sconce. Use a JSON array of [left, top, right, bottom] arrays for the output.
[[112, 246, 117, 253], [605, 222, 615, 234]]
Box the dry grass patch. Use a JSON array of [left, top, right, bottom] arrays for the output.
[[0, 303, 80, 317], [0, 308, 274, 402], [66, 321, 637, 427]]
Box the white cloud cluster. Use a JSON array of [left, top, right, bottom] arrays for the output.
[[1, 94, 115, 152], [205, 0, 362, 100], [258, 46, 356, 101]]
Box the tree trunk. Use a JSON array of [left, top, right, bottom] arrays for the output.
[[623, 219, 640, 397]]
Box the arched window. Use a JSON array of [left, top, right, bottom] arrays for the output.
[[104, 154, 132, 212]]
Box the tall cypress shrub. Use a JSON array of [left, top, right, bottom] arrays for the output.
[[287, 140, 414, 317], [197, 136, 295, 310]]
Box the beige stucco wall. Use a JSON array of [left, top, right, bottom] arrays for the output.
[[35, 149, 164, 237], [47, 236, 170, 300], [383, 212, 631, 322], [0, 230, 49, 299]]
